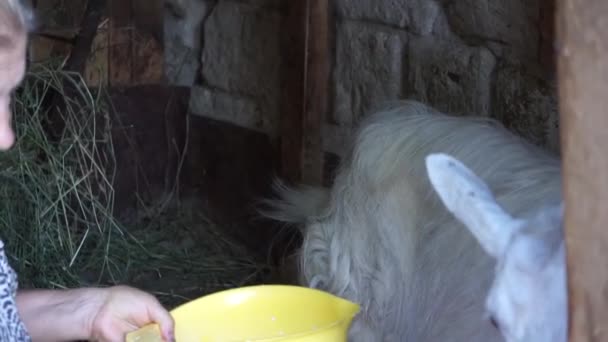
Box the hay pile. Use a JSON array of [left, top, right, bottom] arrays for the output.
[[0, 62, 269, 307]]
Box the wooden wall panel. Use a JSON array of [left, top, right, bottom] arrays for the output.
[[556, 0, 608, 340]]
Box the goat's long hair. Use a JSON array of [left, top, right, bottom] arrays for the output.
[[261, 100, 561, 341]]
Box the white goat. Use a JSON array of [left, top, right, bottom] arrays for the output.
[[425, 153, 566, 342], [261, 100, 563, 341]]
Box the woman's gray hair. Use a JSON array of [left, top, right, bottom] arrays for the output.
[[0, 0, 35, 32]]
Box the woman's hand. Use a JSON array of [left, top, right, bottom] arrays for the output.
[[17, 285, 175, 342], [89, 285, 175, 342]]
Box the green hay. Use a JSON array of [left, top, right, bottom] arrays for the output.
[[0, 62, 270, 307]]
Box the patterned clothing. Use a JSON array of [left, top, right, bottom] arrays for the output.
[[0, 240, 31, 341]]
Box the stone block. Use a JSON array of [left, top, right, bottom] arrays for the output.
[[164, 45, 201, 86], [443, 0, 540, 62], [493, 64, 559, 152], [407, 36, 496, 117], [200, 1, 281, 103], [164, 0, 211, 50], [336, 0, 440, 35], [163, 0, 211, 85], [333, 21, 407, 125], [189, 85, 274, 135]]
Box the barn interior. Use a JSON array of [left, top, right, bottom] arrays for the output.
[[6, 0, 559, 313]]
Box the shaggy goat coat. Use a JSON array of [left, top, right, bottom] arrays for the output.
[[262, 101, 562, 341]]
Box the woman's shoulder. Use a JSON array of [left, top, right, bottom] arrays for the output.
[[0, 237, 18, 297], [0, 238, 32, 341], [0, 239, 13, 274]]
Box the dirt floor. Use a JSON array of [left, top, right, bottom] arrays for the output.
[[106, 85, 301, 307]]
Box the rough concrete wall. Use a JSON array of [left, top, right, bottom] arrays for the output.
[[165, 0, 559, 155]]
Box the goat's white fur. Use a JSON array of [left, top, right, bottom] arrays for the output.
[[425, 153, 566, 342], [261, 100, 563, 341]]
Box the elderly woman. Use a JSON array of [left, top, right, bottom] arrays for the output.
[[0, 1, 175, 341]]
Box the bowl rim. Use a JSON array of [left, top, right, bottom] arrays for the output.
[[170, 284, 360, 341]]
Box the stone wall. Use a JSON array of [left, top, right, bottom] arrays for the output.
[[166, 0, 560, 157], [165, 0, 281, 136], [331, 0, 559, 153]]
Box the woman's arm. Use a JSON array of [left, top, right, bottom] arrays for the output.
[[15, 285, 175, 342], [15, 287, 104, 341]]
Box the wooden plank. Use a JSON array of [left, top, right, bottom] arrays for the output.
[[279, 0, 330, 185], [83, 18, 109, 86], [28, 0, 85, 63], [108, 0, 133, 86], [131, 0, 164, 84], [132, 0, 165, 47], [556, 0, 608, 340], [131, 28, 164, 85], [28, 0, 109, 86], [107, 0, 164, 86], [64, 0, 106, 75]]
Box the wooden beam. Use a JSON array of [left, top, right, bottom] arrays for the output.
[[280, 0, 330, 185], [556, 0, 608, 340]]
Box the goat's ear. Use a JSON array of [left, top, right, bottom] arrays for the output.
[[425, 153, 524, 258]]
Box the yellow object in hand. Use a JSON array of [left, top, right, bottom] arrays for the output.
[[125, 285, 360, 342]]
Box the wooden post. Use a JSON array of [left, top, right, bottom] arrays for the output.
[[280, 0, 330, 185], [556, 0, 608, 340]]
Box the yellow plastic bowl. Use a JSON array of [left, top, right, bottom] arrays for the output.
[[126, 285, 360, 342]]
